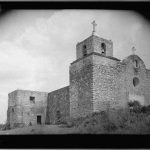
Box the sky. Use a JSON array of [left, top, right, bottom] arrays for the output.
[[0, 9, 150, 123]]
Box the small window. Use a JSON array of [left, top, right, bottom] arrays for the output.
[[133, 77, 139, 87], [30, 96, 35, 103], [101, 43, 106, 55], [12, 108, 14, 113], [83, 45, 87, 56], [134, 59, 139, 68]]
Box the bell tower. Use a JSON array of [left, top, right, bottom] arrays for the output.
[[70, 21, 115, 118], [76, 20, 113, 60]]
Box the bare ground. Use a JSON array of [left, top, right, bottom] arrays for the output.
[[0, 125, 78, 135]]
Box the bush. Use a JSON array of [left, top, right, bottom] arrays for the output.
[[2, 123, 11, 130], [128, 101, 142, 113], [65, 116, 87, 128], [0, 124, 5, 130], [128, 101, 150, 115], [66, 107, 150, 134], [141, 105, 150, 114], [61, 102, 150, 134]]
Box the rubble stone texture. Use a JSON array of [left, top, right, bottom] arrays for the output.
[[7, 33, 150, 128], [7, 90, 48, 128], [46, 86, 69, 124]]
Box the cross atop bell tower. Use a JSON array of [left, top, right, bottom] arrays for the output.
[[132, 46, 136, 55], [91, 20, 97, 35], [76, 21, 113, 59]]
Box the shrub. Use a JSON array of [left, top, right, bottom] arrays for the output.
[[128, 101, 142, 113], [2, 123, 11, 130], [68, 107, 150, 134], [59, 105, 150, 134], [141, 105, 150, 114], [65, 116, 86, 128]]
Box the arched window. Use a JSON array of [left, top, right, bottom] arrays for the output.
[[101, 43, 106, 55], [133, 77, 139, 87], [134, 59, 138, 68], [83, 45, 87, 57]]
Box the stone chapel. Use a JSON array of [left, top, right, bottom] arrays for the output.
[[7, 21, 150, 128]]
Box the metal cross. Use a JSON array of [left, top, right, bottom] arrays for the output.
[[132, 46, 136, 55], [91, 20, 97, 35]]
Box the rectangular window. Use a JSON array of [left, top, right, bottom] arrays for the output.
[[30, 96, 35, 103]]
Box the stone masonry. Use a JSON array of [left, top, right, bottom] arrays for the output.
[[46, 86, 69, 124], [7, 90, 48, 128], [7, 24, 150, 128], [69, 33, 150, 118]]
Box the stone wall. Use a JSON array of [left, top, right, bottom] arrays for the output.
[[122, 55, 150, 106], [122, 55, 146, 104], [70, 52, 128, 118], [144, 77, 150, 105], [7, 90, 48, 128], [92, 35, 113, 57], [76, 36, 93, 59], [145, 69, 150, 105], [70, 54, 93, 118], [7, 90, 18, 128], [146, 69, 150, 78], [93, 54, 128, 112], [46, 86, 69, 124]]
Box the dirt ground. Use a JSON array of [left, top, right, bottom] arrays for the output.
[[0, 125, 78, 135]]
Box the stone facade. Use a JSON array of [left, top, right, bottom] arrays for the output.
[[69, 34, 150, 118], [69, 54, 93, 118], [122, 55, 150, 106], [7, 31, 150, 128], [7, 90, 48, 128], [46, 86, 69, 124], [92, 54, 128, 112]]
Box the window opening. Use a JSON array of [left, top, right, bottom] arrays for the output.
[[134, 59, 138, 68], [101, 43, 106, 55], [133, 77, 139, 87], [30, 96, 35, 104], [83, 45, 87, 56]]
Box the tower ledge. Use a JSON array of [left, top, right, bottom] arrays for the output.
[[71, 52, 120, 65]]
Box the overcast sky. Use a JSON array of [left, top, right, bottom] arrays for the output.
[[0, 10, 150, 123]]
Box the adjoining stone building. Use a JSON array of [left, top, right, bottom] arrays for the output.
[[7, 22, 150, 128], [7, 90, 48, 128]]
